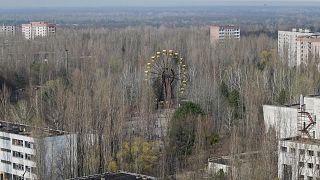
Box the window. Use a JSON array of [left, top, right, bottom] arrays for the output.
[[307, 176, 313, 180], [25, 141, 34, 149], [12, 139, 23, 146], [299, 175, 304, 180], [1, 160, 11, 164], [299, 162, 304, 167], [12, 151, 23, 159], [281, 146, 287, 152], [317, 164, 320, 169], [12, 175, 23, 180], [25, 166, 31, 172], [0, 148, 11, 153], [318, 151, 320, 157], [0, 136, 10, 141], [13, 163, 24, 171], [308, 163, 314, 168], [31, 167, 37, 173], [290, 148, 296, 153], [308, 150, 314, 156], [283, 164, 292, 180], [299, 149, 305, 155], [25, 153, 34, 161]]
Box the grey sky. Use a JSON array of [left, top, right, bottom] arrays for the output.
[[1, 0, 320, 8]]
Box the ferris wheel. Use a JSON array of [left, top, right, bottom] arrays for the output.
[[144, 50, 188, 107]]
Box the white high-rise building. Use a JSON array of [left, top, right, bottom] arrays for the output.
[[0, 121, 76, 180], [21, 24, 32, 40], [22, 22, 56, 40], [264, 95, 320, 180], [278, 28, 314, 67]]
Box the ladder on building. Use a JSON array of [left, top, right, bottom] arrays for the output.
[[297, 108, 316, 139]]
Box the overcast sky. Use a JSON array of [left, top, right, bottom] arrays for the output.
[[1, 0, 320, 8]]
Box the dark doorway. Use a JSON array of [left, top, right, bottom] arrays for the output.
[[283, 164, 292, 180]]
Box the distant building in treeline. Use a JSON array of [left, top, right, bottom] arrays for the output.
[[278, 28, 313, 66], [0, 25, 15, 36], [296, 34, 320, 66], [278, 28, 320, 67], [22, 21, 56, 40], [210, 25, 240, 43]]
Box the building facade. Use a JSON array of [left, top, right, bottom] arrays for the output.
[[0, 131, 37, 180], [279, 137, 320, 180], [264, 95, 320, 139], [0, 121, 76, 180], [0, 25, 15, 36], [210, 25, 240, 43], [22, 22, 56, 40], [208, 156, 230, 175], [296, 35, 320, 66], [264, 95, 320, 180], [278, 28, 314, 67]]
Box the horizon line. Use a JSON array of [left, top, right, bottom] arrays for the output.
[[1, 3, 320, 10]]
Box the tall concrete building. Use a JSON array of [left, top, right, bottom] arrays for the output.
[[0, 121, 76, 180], [0, 25, 15, 36], [210, 25, 240, 43], [22, 22, 56, 40], [278, 28, 314, 67], [296, 35, 320, 66], [264, 95, 320, 180]]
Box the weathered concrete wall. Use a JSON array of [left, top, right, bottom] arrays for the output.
[[263, 105, 298, 139]]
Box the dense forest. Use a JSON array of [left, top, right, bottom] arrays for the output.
[[1, 25, 320, 179]]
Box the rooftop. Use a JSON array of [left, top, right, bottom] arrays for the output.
[[31, 21, 49, 26], [211, 25, 240, 29], [68, 171, 156, 180], [279, 29, 313, 34], [280, 136, 320, 145], [264, 94, 320, 108], [297, 34, 320, 42], [208, 156, 231, 165], [0, 121, 66, 137], [208, 151, 261, 165], [292, 28, 311, 33]]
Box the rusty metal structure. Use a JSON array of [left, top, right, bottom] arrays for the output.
[[144, 50, 188, 108]]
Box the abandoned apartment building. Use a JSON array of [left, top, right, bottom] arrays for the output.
[[209, 95, 320, 180], [264, 95, 320, 180], [0, 121, 76, 180]]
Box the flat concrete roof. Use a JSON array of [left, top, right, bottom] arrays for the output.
[[208, 157, 231, 165], [263, 104, 300, 109], [0, 121, 66, 137], [280, 136, 320, 145], [68, 171, 156, 180], [263, 94, 320, 108]]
